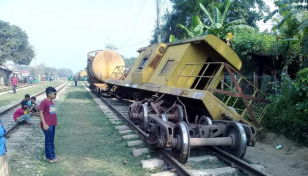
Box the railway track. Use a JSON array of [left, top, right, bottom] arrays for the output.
[[1, 81, 68, 137], [0, 83, 41, 93], [83, 82, 271, 176]]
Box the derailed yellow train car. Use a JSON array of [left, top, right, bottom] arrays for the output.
[[96, 34, 269, 163]]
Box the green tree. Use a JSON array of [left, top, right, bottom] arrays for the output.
[[176, 1, 255, 39], [0, 20, 35, 65], [30, 68, 36, 75], [44, 67, 53, 77], [58, 68, 74, 78], [151, 0, 269, 43], [123, 57, 137, 69], [176, 16, 204, 38], [264, 0, 308, 54], [37, 63, 46, 75]]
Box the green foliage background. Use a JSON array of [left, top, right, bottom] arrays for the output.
[[151, 0, 269, 43], [262, 68, 308, 145], [0, 20, 35, 65]]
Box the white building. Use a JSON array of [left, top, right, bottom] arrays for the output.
[[0, 65, 13, 86]]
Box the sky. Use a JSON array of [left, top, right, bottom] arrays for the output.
[[0, 0, 275, 73]]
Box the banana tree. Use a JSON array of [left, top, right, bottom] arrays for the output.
[[197, 0, 256, 39], [176, 15, 204, 38], [264, 0, 308, 54]]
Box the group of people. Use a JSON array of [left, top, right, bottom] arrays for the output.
[[9, 74, 39, 94], [0, 87, 62, 170], [13, 94, 39, 127], [67, 76, 79, 86]]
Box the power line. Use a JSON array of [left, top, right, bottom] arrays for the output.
[[120, 0, 149, 49], [124, 0, 143, 34], [121, 38, 151, 47], [123, 0, 133, 22]]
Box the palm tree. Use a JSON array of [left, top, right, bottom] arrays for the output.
[[264, 0, 308, 54], [176, 0, 255, 40]]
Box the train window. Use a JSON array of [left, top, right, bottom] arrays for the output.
[[138, 58, 148, 69], [161, 60, 174, 73]]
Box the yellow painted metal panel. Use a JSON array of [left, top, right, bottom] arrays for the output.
[[127, 43, 167, 84], [132, 72, 143, 84], [167, 44, 209, 88], [147, 44, 189, 85], [204, 35, 242, 70], [202, 92, 254, 127]]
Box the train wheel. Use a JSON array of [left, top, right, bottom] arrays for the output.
[[172, 121, 190, 164], [139, 103, 149, 131], [171, 105, 184, 122], [223, 121, 247, 159], [198, 116, 212, 125]]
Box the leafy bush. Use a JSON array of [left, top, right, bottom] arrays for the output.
[[232, 30, 278, 59], [262, 68, 308, 145]]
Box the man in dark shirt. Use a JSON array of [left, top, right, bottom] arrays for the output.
[[74, 76, 78, 86]]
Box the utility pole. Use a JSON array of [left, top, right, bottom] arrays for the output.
[[156, 0, 161, 43]]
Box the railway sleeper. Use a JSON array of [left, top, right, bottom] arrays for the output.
[[131, 111, 253, 164]]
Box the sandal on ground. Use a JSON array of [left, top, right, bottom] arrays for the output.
[[48, 157, 62, 164]]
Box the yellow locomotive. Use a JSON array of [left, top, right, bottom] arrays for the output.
[[87, 34, 269, 164]]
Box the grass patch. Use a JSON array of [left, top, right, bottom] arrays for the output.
[[0, 81, 61, 108], [42, 84, 158, 176]]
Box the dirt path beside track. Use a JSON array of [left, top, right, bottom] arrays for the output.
[[245, 132, 308, 176]]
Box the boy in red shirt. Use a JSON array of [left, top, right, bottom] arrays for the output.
[[39, 87, 62, 164], [13, 102, 32, 127]]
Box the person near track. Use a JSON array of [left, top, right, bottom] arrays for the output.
[[11, 74, 18, 94], [0, 120, 9, 176], [13, 102, 32, 127], [39, 87, 62, 164]]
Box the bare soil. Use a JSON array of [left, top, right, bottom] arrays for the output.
[[244, 130, 308, 176]]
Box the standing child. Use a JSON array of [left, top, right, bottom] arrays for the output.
[[39, 87, 62, 163]]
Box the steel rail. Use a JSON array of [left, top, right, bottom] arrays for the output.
[[2, 82, 68, 137], [95, 88, 194, 176], [85, 83, 271, 176], [208, 146, 271, 176], [0, 83, 41, 93]]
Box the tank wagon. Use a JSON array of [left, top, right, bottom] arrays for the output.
[[78, 70, 87, 80], [87, 34, 270, 164], [86, 50, 125, 92]]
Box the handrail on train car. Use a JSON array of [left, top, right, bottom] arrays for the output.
[[173, 62, 270, 127]]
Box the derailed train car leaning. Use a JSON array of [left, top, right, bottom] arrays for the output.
[[86, 34, 270, 164]]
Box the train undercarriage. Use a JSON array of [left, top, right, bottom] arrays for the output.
[[90, 83, 256, 164]]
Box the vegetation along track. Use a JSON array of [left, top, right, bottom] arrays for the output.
[[0, 81, 68, 137], [83, 82, 271, 176]]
